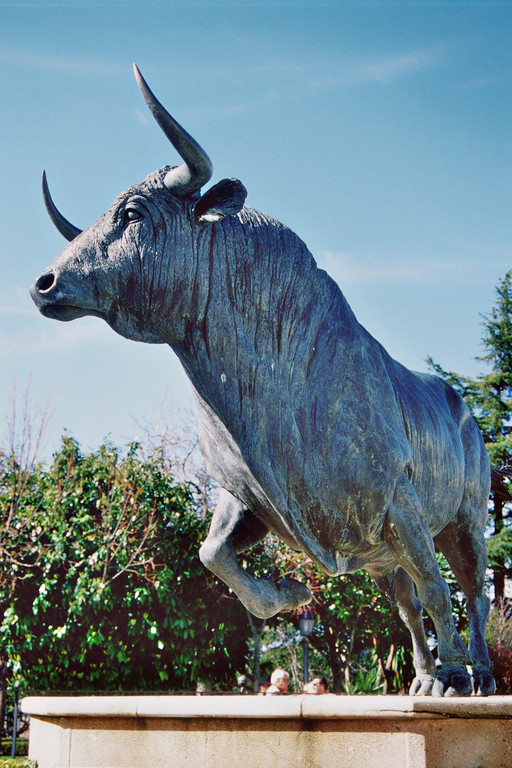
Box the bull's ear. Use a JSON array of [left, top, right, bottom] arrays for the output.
[[194, 178, 247, 223]]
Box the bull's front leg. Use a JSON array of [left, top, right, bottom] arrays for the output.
[[199, 489, 312, 618]]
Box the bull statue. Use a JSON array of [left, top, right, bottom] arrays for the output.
[[31, 65, 495, 698]]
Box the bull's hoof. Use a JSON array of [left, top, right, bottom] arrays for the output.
[[471, 667, 496, 696], [243, 576, 312, 619], [278, 577, 312, 612], [409, 674, 435, 696], [432, 663, 473, 697]]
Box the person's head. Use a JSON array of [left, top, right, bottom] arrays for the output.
[[270, 668, 289, 692], [308, 676, 329, 694]]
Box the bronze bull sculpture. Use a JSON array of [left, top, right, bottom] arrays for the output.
[[31, 65, 495, 697]]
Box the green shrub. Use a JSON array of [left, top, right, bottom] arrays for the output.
[[0, 437, 249, 692], [0, 741, 28, 758]]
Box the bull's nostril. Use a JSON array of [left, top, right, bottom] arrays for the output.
[[37, 273, 55, 293]]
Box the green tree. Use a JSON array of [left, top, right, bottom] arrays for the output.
[[295, 563, 413, 694], [427, 270, 512, 603], [0, 435, 248, 693]]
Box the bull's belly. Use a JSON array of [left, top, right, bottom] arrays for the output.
[[203, 443, 395, 575], [219, 455, 465, 575], [195, 390, 466, 576]]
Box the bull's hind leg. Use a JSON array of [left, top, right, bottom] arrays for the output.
[[435, 515, 496, 696], [383, 474, 472, 696], [199, 489, 312, 618], [373, 568, 437, 695]]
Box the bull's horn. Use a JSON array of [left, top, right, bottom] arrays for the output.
[[133, 63, 213, 198], [42, 171, 82, 242]]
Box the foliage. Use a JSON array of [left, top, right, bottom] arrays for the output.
[[0, 435, 248, 693], [427, 271, 512, 466], [488, 643, 512, 695], [485, 602, 512, 694], [341, 650, 384, 695], [256, 617, 304, 692], [0, 740, 28, 758], [486, 527, 512, 572], [427, 270, 512, 602]]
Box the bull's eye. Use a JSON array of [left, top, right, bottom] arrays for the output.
[[124, 208, 143, 224]]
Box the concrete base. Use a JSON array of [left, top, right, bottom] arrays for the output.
[[22, 694, 512, 768]]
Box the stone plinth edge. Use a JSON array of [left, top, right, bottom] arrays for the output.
[[21, 694, 512, 768], [21, 693, 512, 720]]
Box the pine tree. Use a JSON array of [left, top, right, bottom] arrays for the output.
[[427, 270, 512, 603]]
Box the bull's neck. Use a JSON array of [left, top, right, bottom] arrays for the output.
[[172, 208, 357, 444]]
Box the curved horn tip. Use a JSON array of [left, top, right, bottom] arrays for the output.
[[41, 169, 51, 198], [133, 62, 142, 84], [133, 63, 149, 96], [41, 170, 82, 242], [132, 63, 162, 114]]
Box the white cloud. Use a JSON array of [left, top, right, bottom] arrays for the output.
[[133, 107, 151, 126], [0, 286, 37, 316], [459, 74, 507, 91], [0, 316, 111, 357], [355, 47, 444, 86], [186, 42, 451, 120], [0, 305, 34, 317], [317, 250, 470, 287], [0, 46, 122, 76]]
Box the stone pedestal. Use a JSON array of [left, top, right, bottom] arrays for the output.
[[22, 694, 512, 768]]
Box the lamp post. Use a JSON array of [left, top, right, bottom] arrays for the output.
[[299, 608, 315, 684]]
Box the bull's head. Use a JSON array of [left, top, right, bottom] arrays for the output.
[[31, 64, 247, 344]]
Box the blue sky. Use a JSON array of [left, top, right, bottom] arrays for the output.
[[2, 0, 511, 459]]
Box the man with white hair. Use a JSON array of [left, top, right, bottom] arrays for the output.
[[265, 668, 290, 695]]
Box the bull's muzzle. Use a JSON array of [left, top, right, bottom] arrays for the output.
[[30, 271, 92, 322]]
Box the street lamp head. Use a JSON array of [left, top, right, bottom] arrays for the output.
[[299, 607, 315, 637]]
